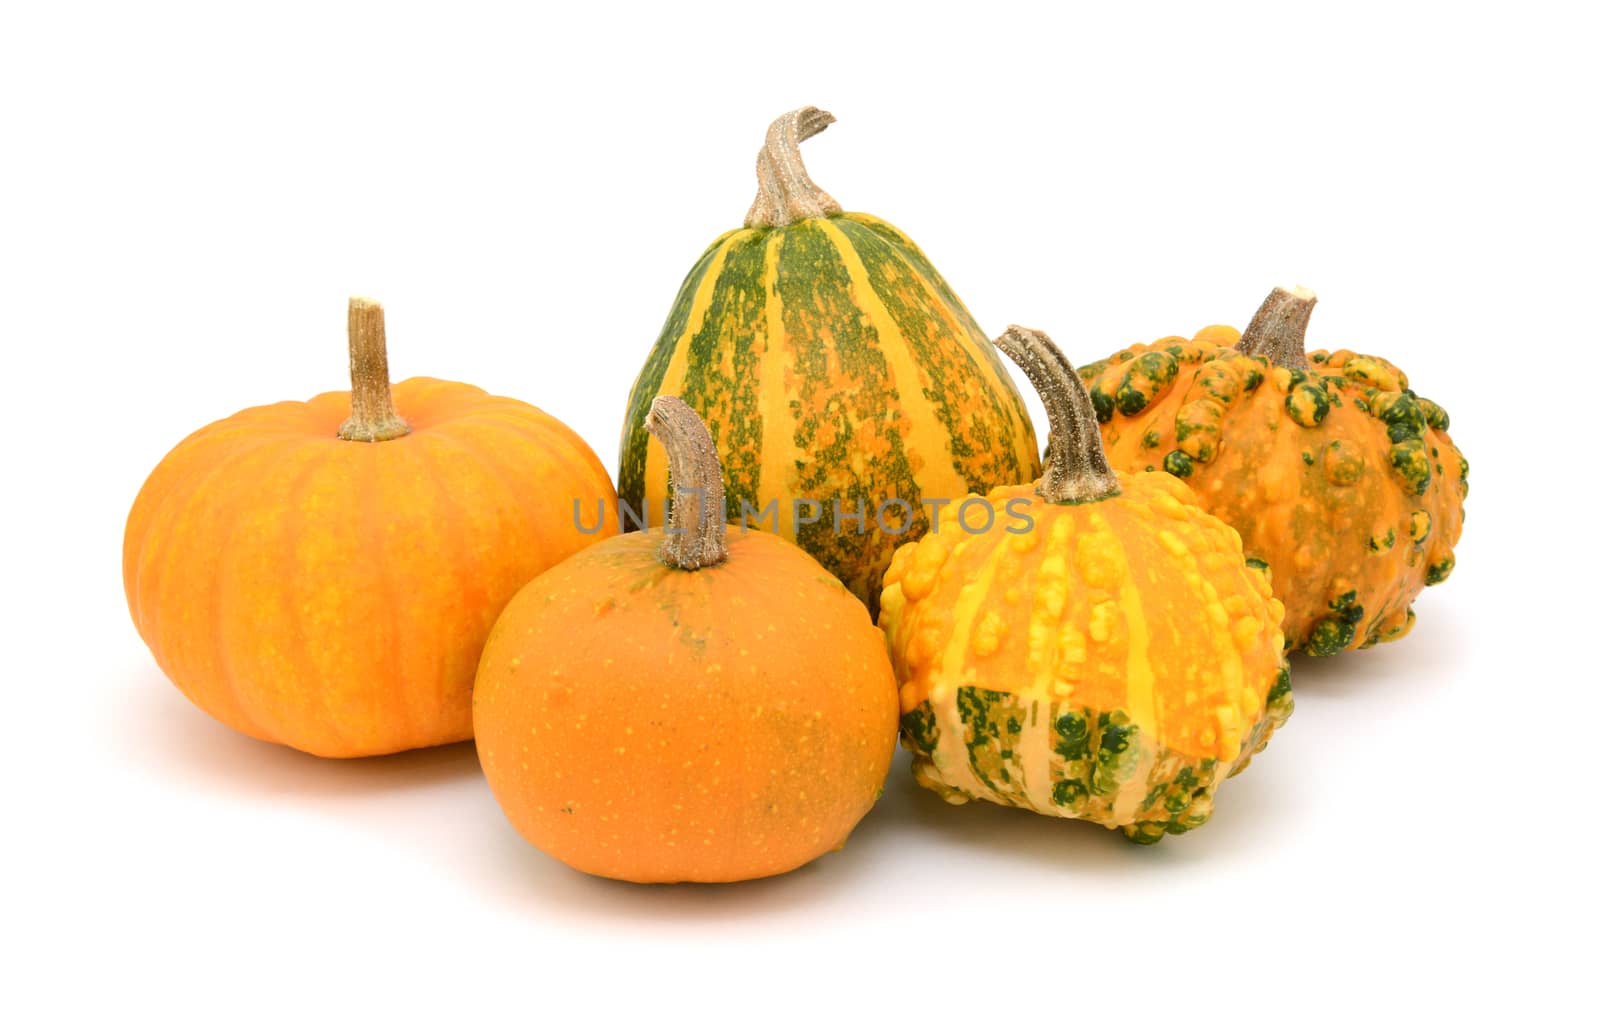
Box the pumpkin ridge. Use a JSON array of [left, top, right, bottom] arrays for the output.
[[125, 425, 282, 633], [138, 432, 298, 727], [122, 403, 327, 550], [351, 440, 413, 745], [277, 450, 386, 752], [140, 434, 293, 740], [393, 422, 524, 751], [386, 377, 495, 430], [446, 422, 579, 572], [403, 432, 497, 741], [387, 383, 486, 431], [215, 441, 331, 745], [450, 405, 607, 513], [455, 412, 612, 526]]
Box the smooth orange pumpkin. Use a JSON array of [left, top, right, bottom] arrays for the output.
[[474, 396, 899, 883], [123, 298, 617, 757]]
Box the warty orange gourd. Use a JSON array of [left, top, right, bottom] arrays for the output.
[[1079, 286, 1467, 654], [879, 327, 1293, 843]]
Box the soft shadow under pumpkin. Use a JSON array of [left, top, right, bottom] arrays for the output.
[[115, 669, 484, 801]]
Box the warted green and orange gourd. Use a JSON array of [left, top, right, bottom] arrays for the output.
[[879, 327, 1293, 843], [620, 107, 1040, 615], [1079, 287, 1467, 655]]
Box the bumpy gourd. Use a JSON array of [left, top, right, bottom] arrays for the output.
[[1079, 287, 1467, 655], [476, 396, 900, 882], [879, 327, 1292, 843], [123, 298, 617, 757], [619, 107, 1040, 615]]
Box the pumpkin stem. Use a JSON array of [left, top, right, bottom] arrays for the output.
[[745, 107, 844, 228], [1236, 285, 1317, 370], [646, 395, 729, 570], [338, 297, 411, 442], [995, 326, 1121, 505]]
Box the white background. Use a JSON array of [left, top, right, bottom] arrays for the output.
[[3, 1, 1595, 1018]]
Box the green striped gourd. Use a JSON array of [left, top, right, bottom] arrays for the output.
[[618, 107, 1040, 614]]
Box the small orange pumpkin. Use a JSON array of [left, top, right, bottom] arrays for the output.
[[123, 298, 617, 757], [474, 396, 900, 883]]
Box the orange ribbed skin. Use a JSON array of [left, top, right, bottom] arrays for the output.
[[474, 529, 900, 883], [123, 377, 617, 757]]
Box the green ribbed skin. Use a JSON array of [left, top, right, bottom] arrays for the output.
[[901, 671, 1294, 843], [619, 212, 1039, 614]]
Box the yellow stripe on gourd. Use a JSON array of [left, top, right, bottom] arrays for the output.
[[642, 241, 738, 518], [1027, 515, 1075, 700], [1143, 500, 1250, 761], [848, 221, 1037, 475], [755, 232, 793, 539], [1096, 515, 1158, 751], [812, 220, 961, 496], [928, 527, 1009, 798]]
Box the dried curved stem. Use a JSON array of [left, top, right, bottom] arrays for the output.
[[995, 326, 1121, 505], [338, 297, 411, 442], [1236, 286, 1317, 370], [745, 107, 843, 228], [646, 396, 729, 570]]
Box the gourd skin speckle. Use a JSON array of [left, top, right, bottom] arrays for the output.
[[123, 378, 618, 757], [474, 529, 900, 883], [619, 109, 1042, 616], [1080, 330, 1467, 654], [878, 472, 1292, 843], [619, 212, 1040, 615]]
